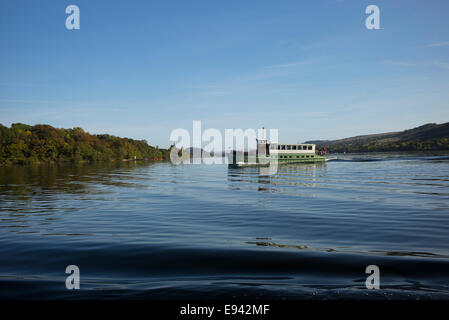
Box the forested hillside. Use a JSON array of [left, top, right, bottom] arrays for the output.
[[307, 123, 449, 153], [0, 123, 170, 165]]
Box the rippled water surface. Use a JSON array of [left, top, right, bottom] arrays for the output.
[[1, 153, 449, 299]]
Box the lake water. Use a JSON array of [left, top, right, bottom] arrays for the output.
[[1, 153, 449, 299]]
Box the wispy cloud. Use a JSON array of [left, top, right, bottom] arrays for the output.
[[423, 41, 449, 48], [191, 66, 295, 96], [265, 61, 310, 69], [381, 60, 449, 71], [0, 98, 70, 104], [434, 61, 449, 70], [191, 84, 224, 90], [380, 60, 421, 67]]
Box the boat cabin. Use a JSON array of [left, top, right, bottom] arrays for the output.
[[256, 140, 316, 157]]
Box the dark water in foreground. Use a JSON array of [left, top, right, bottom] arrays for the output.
[[1, 153, 449, 299]]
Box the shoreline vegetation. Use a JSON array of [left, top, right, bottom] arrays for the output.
[[0, 123, 171, 166], [1, 122, 449, 166]]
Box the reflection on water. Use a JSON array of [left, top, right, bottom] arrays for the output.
[[0, 154, 449, 299], [0, 162, 153, 235], [228, 163, 326, 192]]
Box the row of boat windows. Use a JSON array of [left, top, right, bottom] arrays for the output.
[[279, 155, 314, 159], [274, 145, 313, 150]]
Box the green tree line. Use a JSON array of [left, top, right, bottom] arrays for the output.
[[0, 123, 171, 165]]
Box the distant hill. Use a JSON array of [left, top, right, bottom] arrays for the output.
[[306, 122, 449, 153], [0, 123, 171, 165]]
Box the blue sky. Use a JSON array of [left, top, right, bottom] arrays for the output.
[[1, 0, 449, 147]]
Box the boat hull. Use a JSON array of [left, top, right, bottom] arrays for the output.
[[227, 153, 326, 168]]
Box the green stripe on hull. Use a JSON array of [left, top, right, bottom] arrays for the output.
[[228, 153, 326, 167], [275, 153, 326, 163]]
